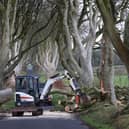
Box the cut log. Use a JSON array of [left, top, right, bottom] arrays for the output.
[[0, 88, 13, 105]]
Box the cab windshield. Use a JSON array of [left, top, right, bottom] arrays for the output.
[[16, 77, 34, 91]]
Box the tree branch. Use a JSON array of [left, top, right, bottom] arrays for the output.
[[5, 17, 58, 74], [7, 13, 57, 66]]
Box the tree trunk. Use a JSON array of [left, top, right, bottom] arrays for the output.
[[0, 0, 11, 88], [57, 0, 97, 86], [100, 32, 117, 106], [70, 1, 94, 86], [36, 41, 59, 78], [124, 13, 129, 49], [0, 88, 13, 105], [96, 0, 129, 73]]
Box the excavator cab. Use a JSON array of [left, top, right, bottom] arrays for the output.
[[12, 75, 43, 116], [15, 75, 40, 107]]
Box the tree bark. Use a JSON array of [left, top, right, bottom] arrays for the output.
[[0, 88, 13, 105], [124, 14, 129, 48], [57, 0, 97, 86], [103, 32, 117, 106], [0, 0, 11, 88], [96, 0, 129, 73]]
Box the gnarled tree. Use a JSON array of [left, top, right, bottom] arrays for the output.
[[36, 41, 59, 78], [96, 0, 129, 73], [56, 0, 98, 86]]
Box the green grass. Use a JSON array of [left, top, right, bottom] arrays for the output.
[[52, 94, 66, 105], [80, 115, 114, 129], [0, 99, 15, 111], [39, 73, 47, 82], [50, 94, 66, 111], [114, 75, 129, 87], [80, 102, 117, 129], [93, 75, 129, 88]]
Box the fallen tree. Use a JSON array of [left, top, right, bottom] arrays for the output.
[[0, 88, 13, 105]]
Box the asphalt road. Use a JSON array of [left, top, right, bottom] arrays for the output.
[[0, 111, 90, 129]]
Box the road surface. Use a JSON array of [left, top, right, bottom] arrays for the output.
[[0, 111, 90, 129]]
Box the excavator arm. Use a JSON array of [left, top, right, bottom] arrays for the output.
[[40, 74, 65, 100], [39, 71, 85, 108]]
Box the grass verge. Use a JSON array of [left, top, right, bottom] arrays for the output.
[[0, 99, 15, 112], [80, 115, 114, 129], [79, 102, 117, 129]]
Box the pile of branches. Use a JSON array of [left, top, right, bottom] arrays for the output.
[[115, 86, 129, 105]]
